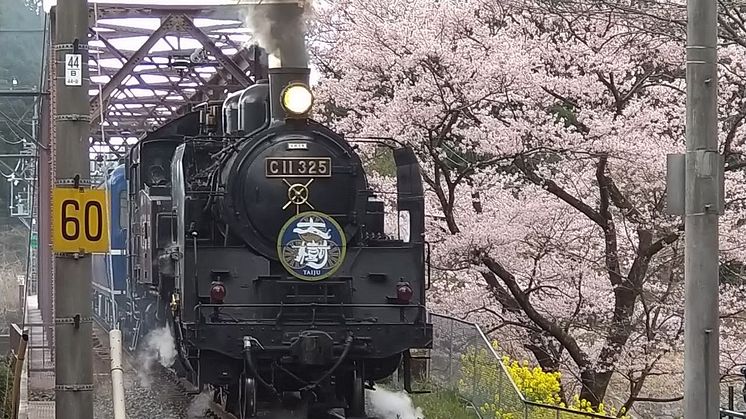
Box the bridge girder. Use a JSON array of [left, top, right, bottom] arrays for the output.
[[84, 3, 267, 160]]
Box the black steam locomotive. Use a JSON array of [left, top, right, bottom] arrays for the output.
[[121, 64, 433, 418]]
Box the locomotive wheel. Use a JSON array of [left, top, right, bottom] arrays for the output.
[[213, 386, 227, 406], [239, 375, 257, 418], [345, 370, 365, 417]]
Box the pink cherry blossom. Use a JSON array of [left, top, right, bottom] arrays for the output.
[[310, 0, 746, 412]]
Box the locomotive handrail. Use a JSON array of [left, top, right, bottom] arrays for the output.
[[345, 136, 407, 149], [193, 302, 431, 326], [196, 303, 428, 308], [425, 241, 432, 290]]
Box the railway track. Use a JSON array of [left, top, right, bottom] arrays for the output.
[[92, 316, 382, 419], [92, 316, 237, 418]]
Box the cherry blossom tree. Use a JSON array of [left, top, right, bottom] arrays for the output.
[[309, 0, 746, 412]]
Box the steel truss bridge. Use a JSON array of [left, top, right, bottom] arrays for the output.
[[0, 1, 273, 365]]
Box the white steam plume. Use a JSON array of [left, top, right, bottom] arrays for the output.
[[242, 1, 313, 67], [187, 391, 213, 418], [135, 323, 177, 388], [367, 388, 425, 419]]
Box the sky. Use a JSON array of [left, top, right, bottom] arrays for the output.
[[43, 0, 305, 13], [42, 0, 321, 82]]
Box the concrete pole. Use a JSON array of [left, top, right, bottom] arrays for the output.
[[684, 0, 720, 414], [53, 1, 94, 419]]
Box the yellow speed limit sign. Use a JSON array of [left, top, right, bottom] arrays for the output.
[[52, 188, 109, 253]]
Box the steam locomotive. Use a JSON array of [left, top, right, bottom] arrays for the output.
[[95, 62, 432, 418]]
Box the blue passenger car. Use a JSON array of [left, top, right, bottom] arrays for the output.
[[91, 164, 128, 327]]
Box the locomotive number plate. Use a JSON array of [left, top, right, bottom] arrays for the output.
[[265, 157, 332, 178]]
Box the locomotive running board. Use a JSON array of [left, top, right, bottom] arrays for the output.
[[327, 413, 379, 419]]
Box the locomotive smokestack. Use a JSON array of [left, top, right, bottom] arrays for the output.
[[243, 1, 312, 122]]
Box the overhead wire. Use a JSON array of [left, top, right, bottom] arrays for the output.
[[0, 109, 35, 143], [93, 2, 109, 177], [0, 134, 26, 146], [0, 168, 19, 179], [21, 7, 48, 329], [21, 129, 40, 329]]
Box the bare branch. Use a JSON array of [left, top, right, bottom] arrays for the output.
[[514, 156, 605, 226]]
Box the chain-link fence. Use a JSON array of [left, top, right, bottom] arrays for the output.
[[428, 313, 616, 419]]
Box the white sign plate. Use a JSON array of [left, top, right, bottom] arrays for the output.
[[65, 54, 82, 86], [287, 142, 308, 150]]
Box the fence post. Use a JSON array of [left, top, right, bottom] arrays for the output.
[[472, 330, 478, 400], [10, 326, 28, 419], [447, 318, 454, 387], [497, 358, 503, 409]]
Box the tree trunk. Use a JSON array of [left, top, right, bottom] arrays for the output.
[[579, 369, 607, 409], [526, 338, 567, 404]]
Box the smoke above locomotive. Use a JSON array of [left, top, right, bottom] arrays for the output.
[[242, 0, 311, 68]]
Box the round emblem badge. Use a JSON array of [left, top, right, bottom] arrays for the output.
[[277, 211, 347, 281]]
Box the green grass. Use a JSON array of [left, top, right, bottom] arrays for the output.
[[412, 390, 478, 419]]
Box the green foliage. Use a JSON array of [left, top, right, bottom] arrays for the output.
[[459, 343, 630, 419], [549, 102, 581, 130], [0, 358, 13, 419], [366, 147, 397, 177], [0, 226, 31, 325], [411, 390, 478, 419], [503, 357, 562, 405], [0, 2, 44, 86], [373, 380, 476, 419], [0, 1, 44, 219]]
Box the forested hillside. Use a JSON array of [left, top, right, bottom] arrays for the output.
[[0, 0, 43, 220], [0, 1, 44, 328]]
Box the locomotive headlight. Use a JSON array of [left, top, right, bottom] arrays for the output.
[[281, 83, 314, 115]]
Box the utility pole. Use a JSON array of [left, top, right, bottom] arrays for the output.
[[53, 1, 94, 418], [683, 0, 721, 415]]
